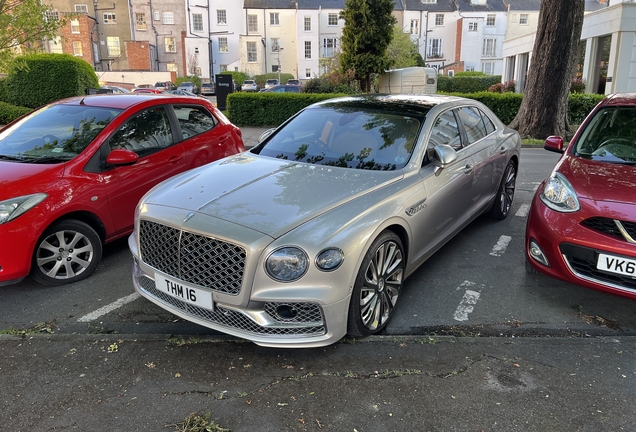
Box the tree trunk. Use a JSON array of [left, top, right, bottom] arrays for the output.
[[508, 0, 585, 139]]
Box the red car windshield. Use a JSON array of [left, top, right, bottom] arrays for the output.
[[575, 107, 636, 164], [0, 105, 121, 162]]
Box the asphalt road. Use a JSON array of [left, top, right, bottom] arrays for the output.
[[1, 148, 635, 339]]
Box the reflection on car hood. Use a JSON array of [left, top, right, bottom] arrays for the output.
[[143, 153, 402, 237], [559, 156, 636, 205], [0, 161, 65, 199]]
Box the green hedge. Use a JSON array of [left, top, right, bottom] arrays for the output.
[[0, 101, 32, 124], [2, 54, 98, 109], [226, 92, 347, 126], [225, 91, 606, 129], [438, 75, 502, 93]]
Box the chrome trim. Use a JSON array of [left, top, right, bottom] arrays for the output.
[[615, 220, 636, 244], [562, 253, 636, 295]]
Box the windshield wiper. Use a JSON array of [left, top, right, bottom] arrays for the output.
[[0, 155, 27, 162], [22, 156, 72, 164]]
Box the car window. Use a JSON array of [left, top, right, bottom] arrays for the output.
[[429, 110, 462, 150], [456, 106, 488, 145], [109, 107, 174, 156], [479, 109, 496, 135], [575, 107, 636, 163], [173, 106, 218, 139]]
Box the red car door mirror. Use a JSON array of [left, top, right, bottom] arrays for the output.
[[106, 149, 139, 166], [544, 136, 565, 154]]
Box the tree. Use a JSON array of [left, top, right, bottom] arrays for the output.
[[508, 0, 585, 139], [339, 0, 396, 92], [187, 49, 199, 76], [386, 26, 422, 69], [0, 0, 66, 71]]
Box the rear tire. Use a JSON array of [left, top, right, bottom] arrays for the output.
[[347, 231, 405, 338], [489, 160, 516, 220], [31, 220, 102, 286]]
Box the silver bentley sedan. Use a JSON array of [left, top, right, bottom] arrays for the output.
[[129, 94, 521, 347]]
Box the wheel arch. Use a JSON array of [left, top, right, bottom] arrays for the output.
[[44, 211, 107, 244]]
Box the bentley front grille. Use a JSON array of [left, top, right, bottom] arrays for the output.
[[139, 220, 246, 295]]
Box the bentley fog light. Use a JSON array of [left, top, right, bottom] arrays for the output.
[[315, 248, 344, 271], [265, 247, 309, 282], [540, 172, 580, 212]]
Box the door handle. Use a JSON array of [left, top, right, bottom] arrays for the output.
[[167, 155, 183, 164], [464, 164, 474, 174], [219, 136, 229, 145], [499, 146, 507, 154]]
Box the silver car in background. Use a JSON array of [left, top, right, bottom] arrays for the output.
[[129, 94, 521, 347]]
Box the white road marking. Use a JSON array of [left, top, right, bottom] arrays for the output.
[[453, 289, 481, 322], [490, 235, 512, 257], [77, 292, 141, 322], [515, 203, 530, 217], [455, 280, 476, 291]]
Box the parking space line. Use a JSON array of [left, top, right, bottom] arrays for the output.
[[77, 292, 141, 322], [453, 289, 481, 322], [490, 235, 512, 256], [515, 203, 530, 217]]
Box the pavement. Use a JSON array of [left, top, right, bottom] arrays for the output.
[[240, 126, 270, 149], [2, 332, 635, 431]]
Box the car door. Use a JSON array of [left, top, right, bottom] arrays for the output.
[[408, 109, 475, 264], [455, 105, 503, 214], [102, 106, 186, 235]]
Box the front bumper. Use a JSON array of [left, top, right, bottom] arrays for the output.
[[526, 192, 636, 299], [0, 220, 39, 284]]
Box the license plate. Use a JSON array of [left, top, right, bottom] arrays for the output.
[[596, 253, 636, 278], [155, 272, 213, 310]]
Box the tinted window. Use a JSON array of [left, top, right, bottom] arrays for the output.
[[173, 106, 218, 139], [480, 109, 496, 134], [429, 110, 462, 150], [575, 107, 636, 163], [109, 107, 174, 156], [456, 106, 488, 144]]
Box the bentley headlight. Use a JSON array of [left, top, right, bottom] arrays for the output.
[[316, 248, 344, 271], [265, 247, 308, 282], [0, 193, 47, 224], [540, 172, 580, 212]]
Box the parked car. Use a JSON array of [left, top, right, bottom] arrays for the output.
[[264, 79, 279, 89], [132, 88, 164, 94], [155, 81, 176, 91], [101, 86, 130, 94], [526, 93, 636, 300], [200, 82, 215, 95], [286, 79, 301, 86], [177, 82, 198, 94], [0, 94, 244, 286], [166, 89, 203, 98], [129, 94, 521, 347], [262, 85, 301, 93], [241, 80, 259, 92]]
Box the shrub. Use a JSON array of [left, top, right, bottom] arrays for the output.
[[219, 71, 250, 90], [488, 83, 505, 93], [455, 71, 488, 77], [0, 101, 32, 124], [488, 80, 515, 93], [2, 54, 98, 109], [176, 75, 201, 88], [567, 93, 604, 125], [437, 75, 501, 93], [570, 78, 586, 94], [303, 71, 360, 94]]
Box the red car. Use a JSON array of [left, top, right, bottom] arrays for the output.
[[132, 88, 164, 94], [526, 93, 636, 299], [0, 94, 244, 286]]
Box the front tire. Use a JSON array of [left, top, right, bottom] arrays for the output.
[[489, 160, 517, 220], [347, 231, 405, 337], [31, 220, 102, 286]]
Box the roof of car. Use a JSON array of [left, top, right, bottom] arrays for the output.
[[312, 94, 467, 114], [605, 93, 636, 107], [49, 94, 212, 110]]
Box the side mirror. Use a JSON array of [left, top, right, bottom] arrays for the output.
[[544, 136, 565, 154], [432, 144, 458, 168], [258, 128, 276, 143], [106, 148, 139, 166]]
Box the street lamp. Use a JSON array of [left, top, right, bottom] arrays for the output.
[[277, 47, 284, 84]]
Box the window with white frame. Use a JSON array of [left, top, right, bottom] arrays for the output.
[[74, 4, 88, 13], [45, 10, 59, 22], [103, 13, 116, 24], [154, 11, 160, 21], [71, 19, 80, 34], [167, 63, 178, 72], [435, 14, 444, 26], [194, 47, 199, 54], [217, 9, 226, 25], [193, 14, 203, 32], [304, 16, 311, 31], [466, 65, 475, 71], [271, 38, 280, 53], [220, 64, 228, 72], [165, 36, 176, 53], [272, 65, 279, 72], [519, 14, 528, 25], [234, 66, 238, 71], [410, 19, 419, 34], [428, 38, 442, 58], [106, 36, 120, 56], [270, 12, 279, 25], [247, 41, 257, 62], [49, 36, 63, 54], [486, 14, 495, 26], [482, 62, 495, 75], [305, 41, 311, 59], [306, 68, 311, 78], [218, 37, 228, 53], [468, 22, 478, 31], [482, 38, 496, 56], [328, 13, 338, 26], [323, 38, 337, 57], [248, 15, 258, 32], [162, 11, 174, 25], [136, 13, 146, 30], [195, 67, 202, 76], [73, 41, 83, 56]]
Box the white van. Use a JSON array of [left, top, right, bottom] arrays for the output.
[[378, 67, 438, 94]]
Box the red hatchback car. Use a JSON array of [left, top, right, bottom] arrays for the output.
[[0, 94, 244, 286], [526, 93, 636, 299]]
